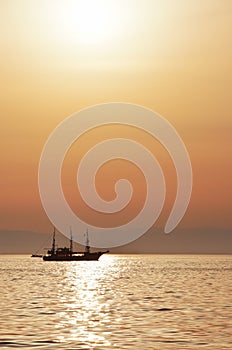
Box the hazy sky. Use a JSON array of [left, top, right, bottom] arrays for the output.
[[1, 0, 231, 239]]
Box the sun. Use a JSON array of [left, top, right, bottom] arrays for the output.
[[76, 1, 117, 45], [56, 0, 124, 46]]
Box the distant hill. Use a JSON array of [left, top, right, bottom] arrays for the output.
[[0, 228, 231, 254], [111, 227, 232, 254], [0, 230, 84, 255]]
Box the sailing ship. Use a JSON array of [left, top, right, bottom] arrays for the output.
[[43, 228, 109, 261], [31, 253, 43, 258]]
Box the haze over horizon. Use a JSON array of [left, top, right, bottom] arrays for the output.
[[0, 1, 231, 252]]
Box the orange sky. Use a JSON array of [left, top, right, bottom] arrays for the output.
[[0, 0, 231, 235]]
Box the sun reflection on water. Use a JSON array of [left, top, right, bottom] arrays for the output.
[[54, 256, 117, 346]]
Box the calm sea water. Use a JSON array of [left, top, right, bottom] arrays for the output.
[[0, 254, 232, 349]]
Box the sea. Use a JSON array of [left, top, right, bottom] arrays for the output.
[[0, 254, 232, 350]]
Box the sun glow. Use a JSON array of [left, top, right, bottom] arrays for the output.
[[54, 0, 126, 46]]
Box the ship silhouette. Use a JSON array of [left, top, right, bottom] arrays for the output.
[[43, 228, 109, 261]]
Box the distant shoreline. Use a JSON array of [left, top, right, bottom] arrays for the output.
[[0, 229, 231, 254]]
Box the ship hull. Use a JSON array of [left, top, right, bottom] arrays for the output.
[[43, 251, 108, 261]]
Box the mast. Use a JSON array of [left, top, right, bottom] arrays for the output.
[[51, 227, 56, 255], [70, 226, 73, 256], [85, 228, 90, 254]]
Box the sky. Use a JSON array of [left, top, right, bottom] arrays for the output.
[[0, 0, 231, 250]]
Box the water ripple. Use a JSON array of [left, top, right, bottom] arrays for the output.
[[0, 255, 232, 349]]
